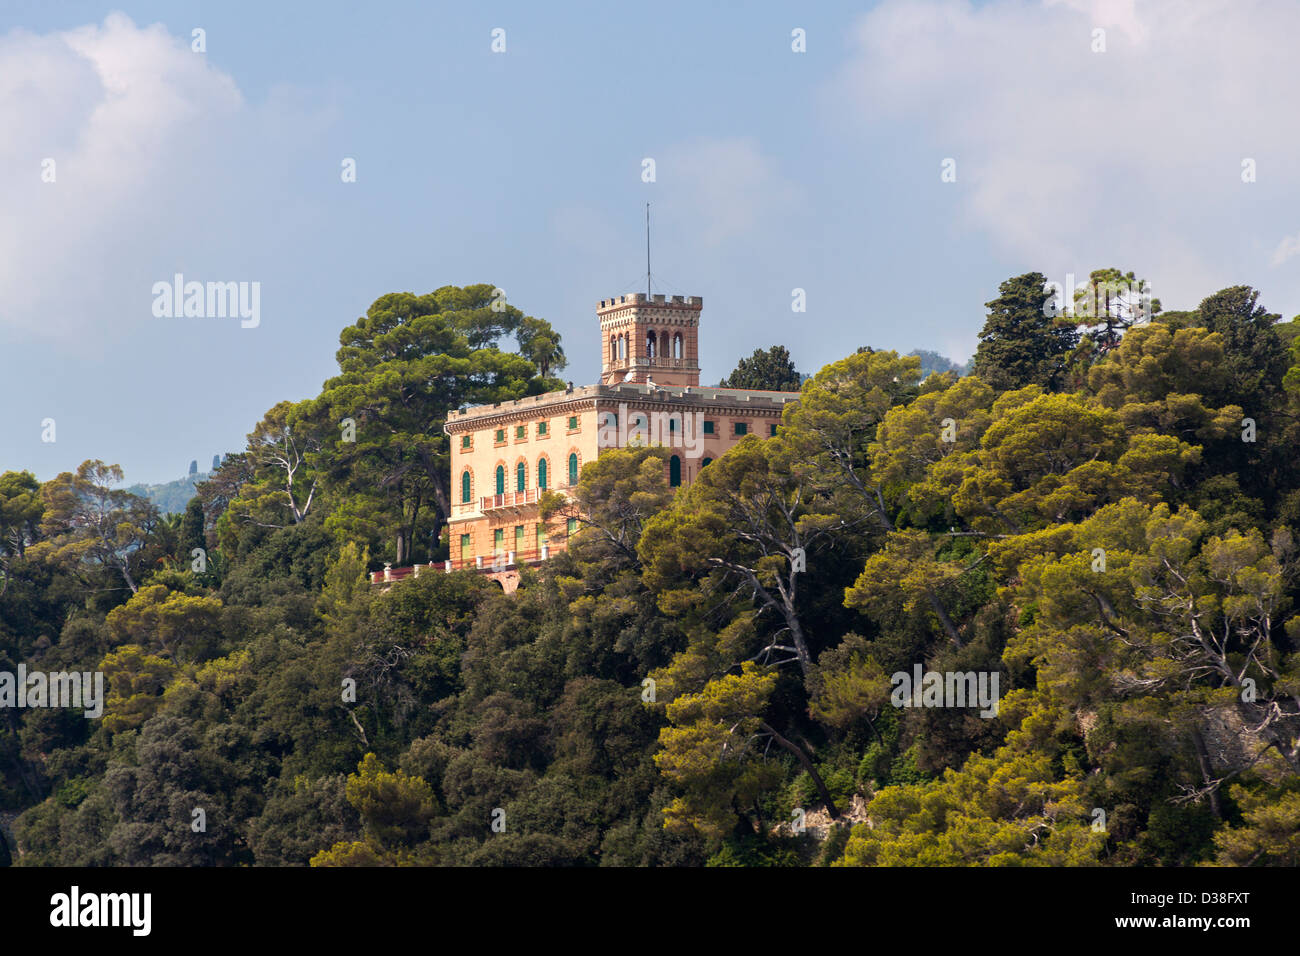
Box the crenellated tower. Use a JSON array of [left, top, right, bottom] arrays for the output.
[[598, 293, 701, 387]]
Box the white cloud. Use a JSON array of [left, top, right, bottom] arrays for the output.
[[659, 138, 804, 248], [1271, 233, 1300, 268], [833, 0, 1300, 313], [0, 13, 329, 343]]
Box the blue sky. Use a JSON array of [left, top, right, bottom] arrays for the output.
[[3, 0, 1299, 484]]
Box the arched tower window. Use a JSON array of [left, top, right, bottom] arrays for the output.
[[610, 336, 616, 362], [646, 331, 656, 358], [461, 469, 472, 503], [659, 330, 669, 360], [495, 465, 505, 496], [618, 335, 626, 359], [673, 333, 683, 359]]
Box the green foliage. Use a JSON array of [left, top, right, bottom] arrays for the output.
[[4, 276, 1299, 868], [719, 345, 802, 392]]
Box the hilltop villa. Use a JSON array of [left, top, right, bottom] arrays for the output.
[[372, 292, 800, 591]]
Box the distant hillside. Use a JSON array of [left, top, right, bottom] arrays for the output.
[[908, 349, 971, 377], [126, 473, 206, 515]]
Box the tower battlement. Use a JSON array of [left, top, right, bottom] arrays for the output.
[[598, 293, 702, 310]]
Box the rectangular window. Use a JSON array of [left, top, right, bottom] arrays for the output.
[[566, 518, 578, 537], [567, 415, 578, 430], [734, 422, 748, 436], [515, 425, 526, 440], [703, 420, 715, 434], [495, 429, 505, 444], [769, 424, 778, 436], [536, 523, 547, 550], [460, 534, 471, 561], [669, 417, 677, 433], [461, 435, 471, 449], [515, 525, 525, 553], [537, 421, 548, 436], [494, 528, 504, 552]]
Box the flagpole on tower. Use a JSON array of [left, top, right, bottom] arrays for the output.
[[646, 202, 651, 297]]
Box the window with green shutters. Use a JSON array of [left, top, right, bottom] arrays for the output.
[[567, 415, 578, 430], [516, 461, 526, 492], [538, 458, 547, 490], [734, 422, 748, 436], [515, 525, 524, 553], [536, 523, 547, 550], [495, 466, 505, 495], [460, 534, 471, 561], [516, 425, 526, 440], [495, 429, 505, 444], [566, 518, 578, 536], [461, 469, 471, 503], [568, 453, 578, 486], [703, 420, 715, 434], [537, 421, 547, 436], [461, 435, 471, 449], [770, 423, 778, 436], [494, 528, 504, 552]]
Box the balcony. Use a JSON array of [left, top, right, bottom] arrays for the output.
[[480, 488, 543, 512], [605, 356, 697, 372]]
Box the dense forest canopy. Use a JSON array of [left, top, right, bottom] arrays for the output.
[[2, 274, 1298, 867]]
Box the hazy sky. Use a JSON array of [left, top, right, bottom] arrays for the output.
[[3, 0, 1299, 484]]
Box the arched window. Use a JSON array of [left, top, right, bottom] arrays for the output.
[[568, 452, 578, 486], [646, 331, 656, 358], [495, 465, 505, 496], [609, 336, 616, 362], [618, 335, 626, 359], [538, 457, 548, 490], [517, 461, 526, 492], [669, 455, 682, 487], [659, 330, 669, 360], [461, 469, 472, 503], [673, 333, 683, 359], [701, 457, 713, 469]]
